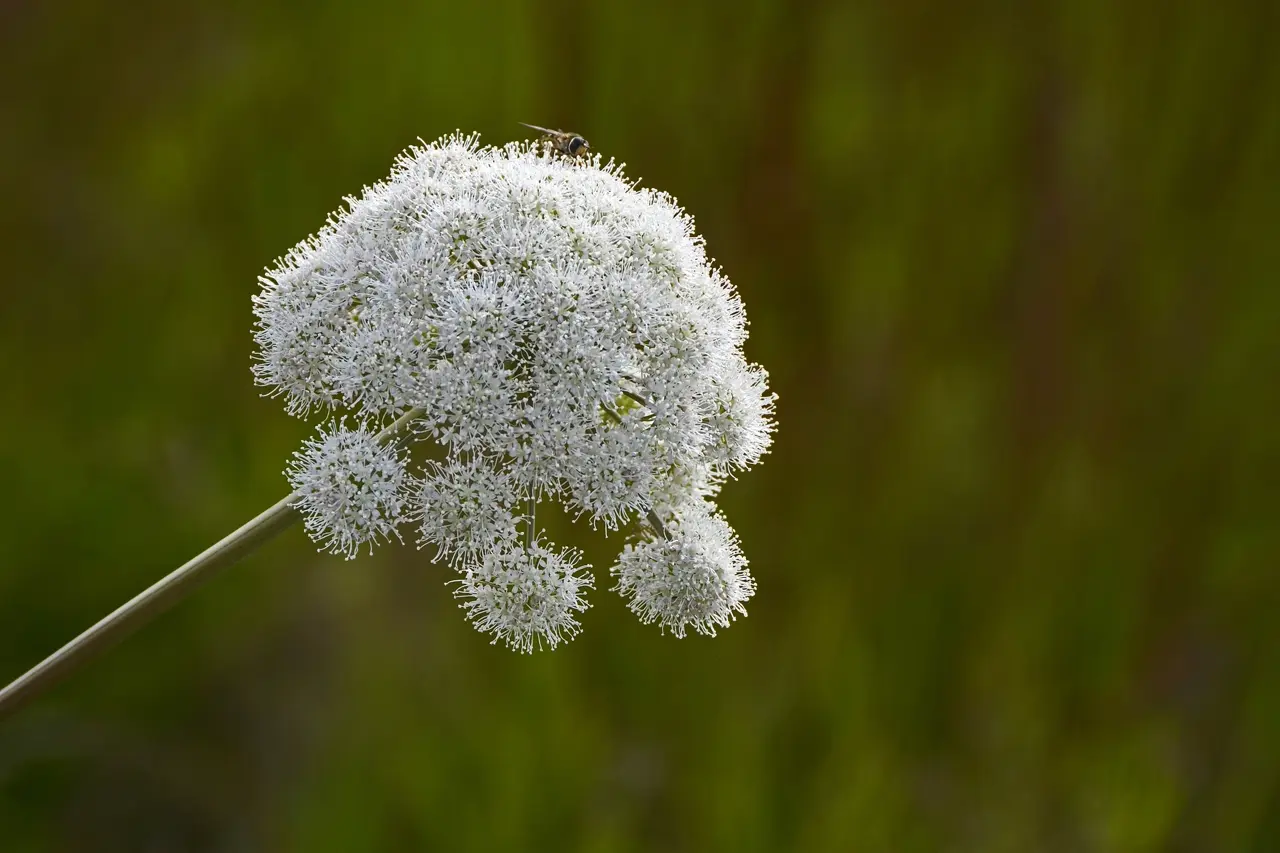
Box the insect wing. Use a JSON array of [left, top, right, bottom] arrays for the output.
[[519, 122, 562, 136]]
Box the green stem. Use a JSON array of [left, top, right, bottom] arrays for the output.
[[0, 407, 424, 722], [646, 507, 672, 541], [621, 389, 649, 408], [600, 403, 623, 425]]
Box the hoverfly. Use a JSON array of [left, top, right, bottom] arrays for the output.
[[519, 122, 590, 159]]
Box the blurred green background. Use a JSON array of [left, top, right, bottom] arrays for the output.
[[2, 0, 1279, 849]]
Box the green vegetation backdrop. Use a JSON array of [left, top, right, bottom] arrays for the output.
[[2, 0, 1278, 849]]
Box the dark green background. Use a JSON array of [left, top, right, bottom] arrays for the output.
[[3, 0, 1278, 849]]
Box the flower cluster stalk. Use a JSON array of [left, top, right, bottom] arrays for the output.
[[0, 408, 423, 721]]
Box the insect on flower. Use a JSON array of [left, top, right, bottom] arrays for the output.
[[519, 122, 590, 158]]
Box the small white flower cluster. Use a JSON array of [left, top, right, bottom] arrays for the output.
[[286, 420, 408, 559], [258, 133, 775, 651]]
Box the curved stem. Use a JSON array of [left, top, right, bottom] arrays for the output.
[[620, 389, 649, 408], [646, 507, 672, 540], [0, 407, 424, 722], [600, 403, 624, 425]]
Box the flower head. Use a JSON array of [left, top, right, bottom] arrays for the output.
[[285, 419, 409, 559], [703, 360, 777, 473], [256, 133, 774, 647], [414, 456, 520, 566], [455, 539, 594, 653], [612, 502, 755, 638]]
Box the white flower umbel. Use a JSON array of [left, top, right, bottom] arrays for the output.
[[415, 456, 520, 566], [285, 420, 409, 559], [253, 132, 776, 648], [612, 502, 755, 638], [703, 360, 777, 473], [611, 502, 752, 635], [455, 539, 593, 653]]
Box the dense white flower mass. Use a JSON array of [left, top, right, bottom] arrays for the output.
[[256, 133, 774, 651], [612, 501, 755, 638], [285, 420, 409, 560], [455, 539, 594, 653], [414, 456, 520, 566]]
